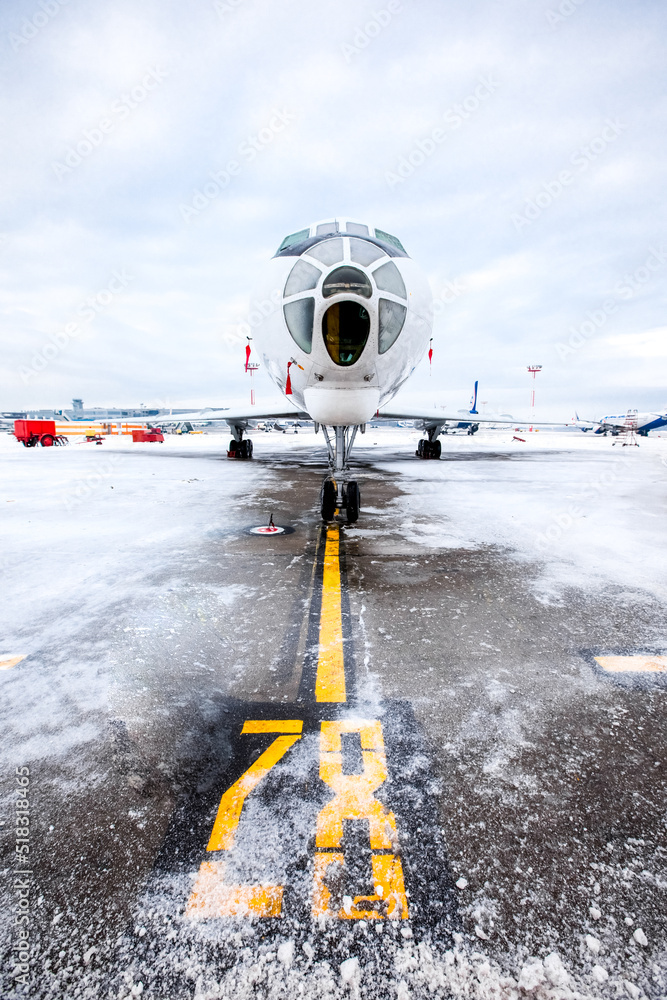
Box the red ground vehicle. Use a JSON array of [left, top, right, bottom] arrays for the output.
[[14, 420, 68, 447], [131, 427, 164, 443]]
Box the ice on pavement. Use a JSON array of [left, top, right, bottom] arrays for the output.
[[370, 427, 667, 603]]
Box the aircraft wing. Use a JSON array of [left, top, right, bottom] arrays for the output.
[[376, 406, 567, 427], [140, 401, 310, 426]]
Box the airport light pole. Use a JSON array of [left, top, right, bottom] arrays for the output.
[[527, 365, 542, 430]]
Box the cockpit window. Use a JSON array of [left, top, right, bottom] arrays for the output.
[[349, 238, 385, 266], [346, 222, 369, 237], [274, 232, 407, 258], [306, 238, 344, 266], [322, 266, 372, 298], [277, 228, 309, 253], [284, 259, 320, 297], [316, 221, 339, 236], [373, 261, 406, 298], [378, 299, 406, 354], [374, 228, 406, 253], [284, 298, 314, 354], [322, 302, 370, 366]]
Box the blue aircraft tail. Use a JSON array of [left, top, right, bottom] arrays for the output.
[[469, 380, 479, 415]]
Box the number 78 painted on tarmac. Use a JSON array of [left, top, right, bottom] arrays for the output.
[[185, 718, 409, 921]]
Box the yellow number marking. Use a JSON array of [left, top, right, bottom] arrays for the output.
[[313, 852, 409, 920], [186, 860, 283, 920], [314, 720, 409, 920], [186, 720, 302, 920], [187, 718, 409, 922], [206, 720, 303, 852], [317, 720, 397, 850], [315, 525, 347, 703]]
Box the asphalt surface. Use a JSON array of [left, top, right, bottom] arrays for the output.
[[0, 430, 665, 999]]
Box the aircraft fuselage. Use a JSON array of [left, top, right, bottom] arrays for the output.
[[250, 219, 433, 427]]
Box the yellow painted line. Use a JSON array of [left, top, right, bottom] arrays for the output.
[[595, 655, 667, 674], [0, 655, 26, 671], [315, 525, 346, 703], [207, 732, 302, 851]]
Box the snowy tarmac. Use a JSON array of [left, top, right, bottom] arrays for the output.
[[1, 426, 666, 999]]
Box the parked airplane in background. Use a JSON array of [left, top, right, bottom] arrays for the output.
[[578, 409, 667, 436], [148, 219, 553, 522]]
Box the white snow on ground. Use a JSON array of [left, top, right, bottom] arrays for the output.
[[2, 427, 664, 1000], [0, 432, 260, 647], [0, 432, 264, 764], [365, 427, 667, 603], [3, 425, 666, 644], [112, 926, 636, 1000]]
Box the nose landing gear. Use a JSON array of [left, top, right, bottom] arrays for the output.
[[319, 424, 361, 523], [320, 478, 361, 523]]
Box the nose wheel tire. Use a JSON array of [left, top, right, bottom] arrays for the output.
[[321, 479, 337, 521], [345, 481, 360, 523]]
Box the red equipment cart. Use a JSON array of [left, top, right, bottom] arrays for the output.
[[14, 420, 68, 447], [131, 427, 164, 443]]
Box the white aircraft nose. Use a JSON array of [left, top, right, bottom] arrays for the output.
[[303, 386, 380, 426]]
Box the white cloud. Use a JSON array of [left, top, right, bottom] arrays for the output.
[[604, 327, 667, 359], [0, 0, 665, 414]]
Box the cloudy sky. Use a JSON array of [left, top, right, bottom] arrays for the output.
[[1, 0, 666, 418]]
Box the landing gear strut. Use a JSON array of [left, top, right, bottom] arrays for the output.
[[319, 425, 361, 523]]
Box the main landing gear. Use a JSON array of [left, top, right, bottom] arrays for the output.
[[228, 437, 253, 459], [416, 438, 441, 459], [319, 425, 361, 524]]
